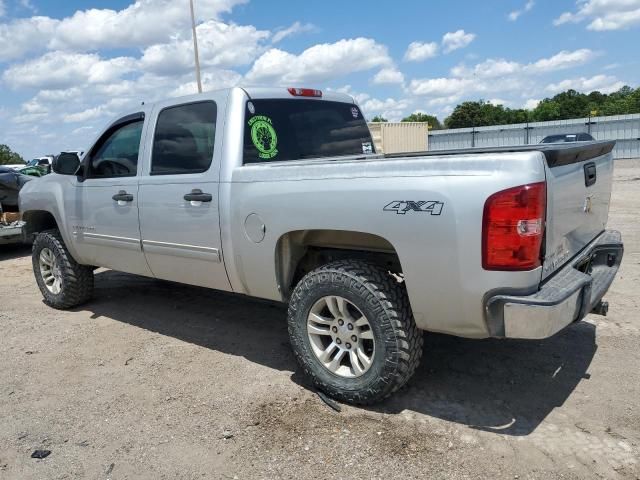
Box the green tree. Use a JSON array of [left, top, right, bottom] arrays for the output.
[[370, 115, 388, 122], [531, 99, 562, 122], [444, 100, 527, 128], [444, 101, 484, 128], [531, 86, 639, 121], [442, 86, 639, 129], [0, 144, 25, 165], [402, 112, 442, 130]]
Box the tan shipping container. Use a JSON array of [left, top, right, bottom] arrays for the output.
[[367, 122, 429, 154]]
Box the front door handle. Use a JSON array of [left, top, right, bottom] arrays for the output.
[[184, 189, 213, 203], [112, 191, 134, 202]]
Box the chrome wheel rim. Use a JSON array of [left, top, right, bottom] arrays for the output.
[[307, 296, 375, 378], [39, 248, 62, 295]]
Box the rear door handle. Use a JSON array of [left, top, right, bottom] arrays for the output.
[[112, 191, 134, 202], [584, 162, 597, 187], [184, 189, 213, 203]]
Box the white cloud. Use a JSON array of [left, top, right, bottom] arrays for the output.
[[408, 49, 598, 102], [63, 106, 108, 123], [272, 21, 316, 43], [450, 49, 596, 80], [487, 98, 509, 106], [451, 58, 522, 78], [524, 99, 541, 110], [3, 51, 137, 90], [168, 69, 242, 97], [245, 38, 391, 84], [332, 85, 411, 122], [442, 30, 476, 53], [0, 0, 248, 61], [555, 0, 640, 31], [332, 85, 371, 105], [508, 0, 535, 21], [404, 41, 438, 62], [403, 30, 475, 63], [140, 20, 269, 75], [545, 74, 626, 94], [0, 17, 59, 61], [361, 97, 410, 122], [409, 77, 473, 97], [530, 49, 596, 72], [372, 67, 405, 85]]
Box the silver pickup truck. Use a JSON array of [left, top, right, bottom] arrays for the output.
[[19, 87, 623, 404]]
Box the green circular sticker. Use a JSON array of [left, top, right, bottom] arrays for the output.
[[249, 116, 279, 160]]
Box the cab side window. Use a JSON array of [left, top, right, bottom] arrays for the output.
[[151, 102, 217, 176], [88, 119, 143, 178]]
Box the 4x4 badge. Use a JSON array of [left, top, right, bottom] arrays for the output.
[[384, 201, 444, 216]]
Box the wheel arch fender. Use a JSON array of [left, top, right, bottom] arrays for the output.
[[274, 229, 403, 301]]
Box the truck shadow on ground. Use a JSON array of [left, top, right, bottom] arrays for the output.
[[84, 270, 597, 437], [0, 243, 31, 261], [366, 322, 597, 436]]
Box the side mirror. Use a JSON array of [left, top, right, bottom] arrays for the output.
[[52, 152, 81, 176]]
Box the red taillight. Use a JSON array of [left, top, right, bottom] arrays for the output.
[[287, 87, 322, 97], [482, 182, 546, 271]]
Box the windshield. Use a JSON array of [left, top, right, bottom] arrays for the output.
[[243, 99, 374, 164]]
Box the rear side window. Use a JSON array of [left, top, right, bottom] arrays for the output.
[[151, 102, 217, 175], [243, 99, 374, 164]]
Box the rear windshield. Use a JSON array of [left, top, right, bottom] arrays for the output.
[[243, 99, 374, 164]]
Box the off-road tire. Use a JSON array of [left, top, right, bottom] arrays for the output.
[[288, 260, 423, 405], [32, 229, 94, 309]]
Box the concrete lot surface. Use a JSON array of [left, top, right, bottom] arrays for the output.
[[1, 160, 639, 479]]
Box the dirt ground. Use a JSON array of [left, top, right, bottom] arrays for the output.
[[1, 160, 639, 480]]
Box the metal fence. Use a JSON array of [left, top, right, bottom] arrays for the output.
[[429, 113, 640, 159]]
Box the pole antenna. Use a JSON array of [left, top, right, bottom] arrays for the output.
[[189, 0, 203, 93]]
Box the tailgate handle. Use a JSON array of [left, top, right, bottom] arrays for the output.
[[584, 162, 597, 187]]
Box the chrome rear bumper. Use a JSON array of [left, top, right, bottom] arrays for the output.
[[485, 230, 623, 339]]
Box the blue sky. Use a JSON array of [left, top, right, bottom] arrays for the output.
[[1, 0, 639, 159]]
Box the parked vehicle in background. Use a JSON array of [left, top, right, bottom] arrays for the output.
[[1, 166, 33, 211], [540, 133, 594, 143], [0, 166, 32, 244], [26, 156, 54, 167], [19, 166, 47, 177], [0, 208, 26, 245], [20, 87, 623, 405], [23, 156, 53, 176]]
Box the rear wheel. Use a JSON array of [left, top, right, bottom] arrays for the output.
[[288, 260, 423, 405], [32, 230, 94, 309]]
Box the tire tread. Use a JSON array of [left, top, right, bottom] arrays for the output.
[[288, 259, 423, 405], [32, 229, 94, 309]]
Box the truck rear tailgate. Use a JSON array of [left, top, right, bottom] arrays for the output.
[[541, 141, 616, 279]]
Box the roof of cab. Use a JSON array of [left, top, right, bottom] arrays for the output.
[[105, 86, 357, 131], [139, 86, 355, 112]]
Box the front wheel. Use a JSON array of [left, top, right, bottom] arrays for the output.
[[32, 230, 94, 309], [287, 260, 423, 405]]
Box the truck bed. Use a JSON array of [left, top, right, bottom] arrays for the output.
[[387, 141, 616, 167]]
